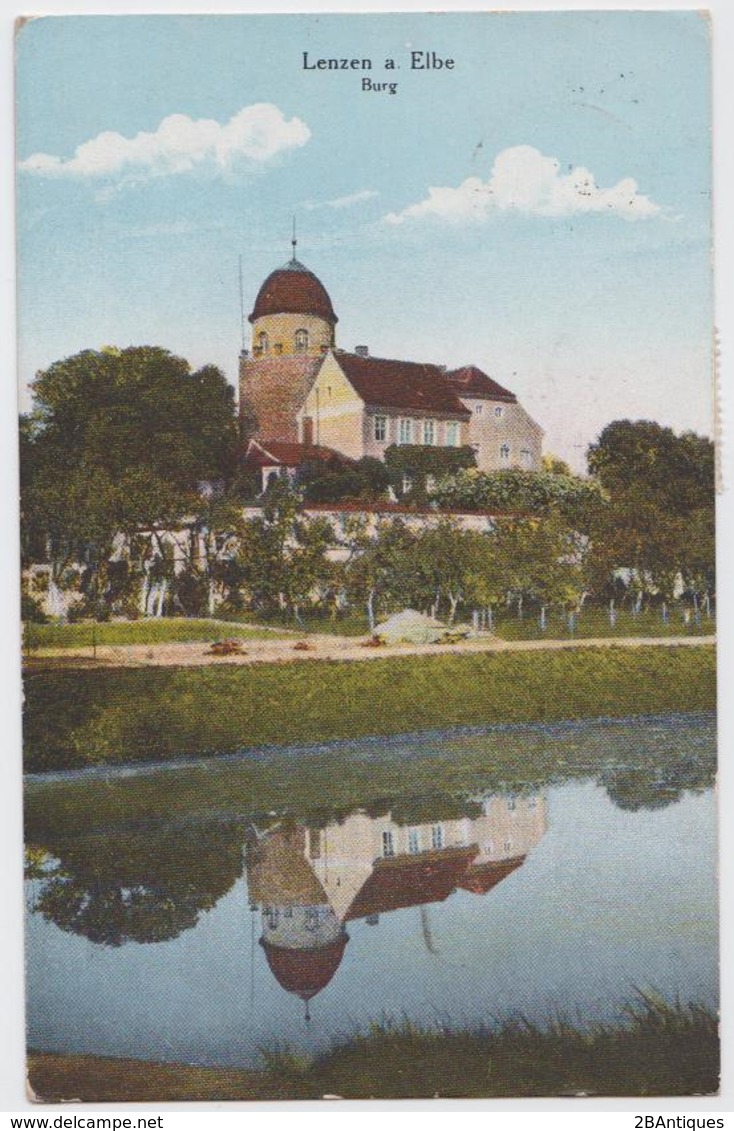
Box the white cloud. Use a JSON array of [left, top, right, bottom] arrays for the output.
[[385, 145, 662, 224], [304, 189, 379, 211], [19, 103, 310, 183]]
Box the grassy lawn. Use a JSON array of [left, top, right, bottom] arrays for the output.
[[23, 617, 292, 650], [216, 606, 716, 640], [23, 645, 716, 773], [492, 607, 715, 641], [22, 607, 715, 649], [27, 999, 718, 1101]]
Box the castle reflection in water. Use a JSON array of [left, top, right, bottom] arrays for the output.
[[246, 793, 548, 1014]]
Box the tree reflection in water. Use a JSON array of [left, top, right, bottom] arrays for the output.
[[28, 822, 245, 946], [25, 739, 715, 956]]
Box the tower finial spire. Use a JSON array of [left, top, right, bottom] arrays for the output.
[[291, 215, 297, 261]]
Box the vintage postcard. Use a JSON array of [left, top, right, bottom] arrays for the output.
[[16, 11, 718, 1104]]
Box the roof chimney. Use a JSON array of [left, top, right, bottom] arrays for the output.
[[355, 345, 369, 357]]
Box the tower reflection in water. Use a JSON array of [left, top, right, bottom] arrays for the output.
[[246, 792, 548, 1016]]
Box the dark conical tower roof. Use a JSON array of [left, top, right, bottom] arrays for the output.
[[260, 934, 348, 1002], [249, 258, 338, 325]]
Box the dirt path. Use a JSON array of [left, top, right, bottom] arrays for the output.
[[25, 632, 715, 671]]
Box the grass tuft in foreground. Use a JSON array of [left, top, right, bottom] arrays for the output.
[[264, 996, 718, 1100], [28, 998, 718, 1102]]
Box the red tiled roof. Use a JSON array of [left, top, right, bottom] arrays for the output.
[[261, 935, 349, 1001], [249, 259, 338, 325], [245, 439, 353, 468], [457, 855, 526, 896], [446, 366, 517, 402], [334, 352, 472, 418], [344, 846, 478, 921]]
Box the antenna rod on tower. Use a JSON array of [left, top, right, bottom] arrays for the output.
[[291, 215, 297, 260], [238, 255, 246, 353]]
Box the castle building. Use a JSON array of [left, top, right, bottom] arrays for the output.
[[244, 794, 548, 1013], [240, 250, 543, 474]]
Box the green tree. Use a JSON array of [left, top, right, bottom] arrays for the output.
[[431, 468, 606, 531], [236, 482, 335, 620], [384, 444, 477, 503], [586, 420, 714, 516], [298, 456, 391, 504], [584, 422, 715, 603], [343, 519, 418, 631], [542, 453, 572, 476], [21, 347, 238, 609], [413, 521, 487, 623]]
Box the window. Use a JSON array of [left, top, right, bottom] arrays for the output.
[[408, 828, 420, 855], [294, 328, 309, 353], [273, 343, 283, 355], [423, 419, 436, 446], [402, 474, 413, 495], [431, 825, 444, 850], [520, 448, 532, 468], [500, 443, 511, 464], [256, 331, 269, 356], [374, 415, 387, 442], [382, 830, 395, 858], [504, 839, 513, 852], [445, 421, 459, 447], [475, 404, 483, 415], [507, 798, 516, 812], [494, 406, 504, 419], [308, 828, 321, 859], [398, 418, 413, 445]]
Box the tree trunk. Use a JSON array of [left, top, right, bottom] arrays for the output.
[[367, 590, 376, 633]]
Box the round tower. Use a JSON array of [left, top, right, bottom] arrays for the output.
[[240, 251, 338, 443], [260, 904, 349, 1017], [248, 256, 337, 359]]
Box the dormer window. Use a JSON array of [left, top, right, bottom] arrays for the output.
[[295, 328, 309, 354]]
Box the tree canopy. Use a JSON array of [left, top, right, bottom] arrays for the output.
[[21, 346, 238, 582], [430, 467, 606, 530], [584, 420, 715, 601], [586, 420, 714, 516]]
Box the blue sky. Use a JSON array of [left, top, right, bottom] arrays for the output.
[[16, 11, 712, 469]]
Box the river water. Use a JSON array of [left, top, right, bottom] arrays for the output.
[[24, 714, 717, 1068]]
